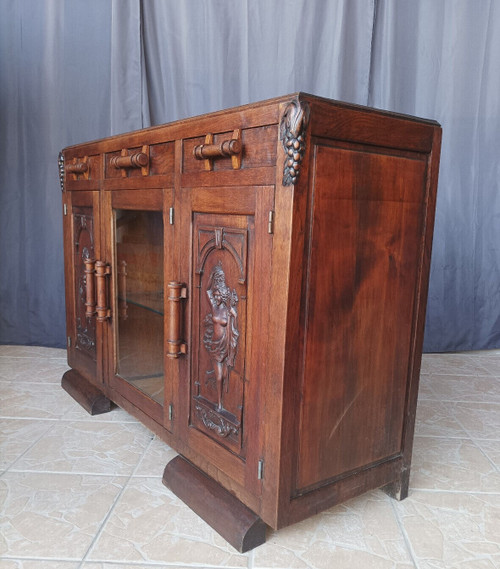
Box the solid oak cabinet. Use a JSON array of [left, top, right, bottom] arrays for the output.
[[60, 93, 441, 551]]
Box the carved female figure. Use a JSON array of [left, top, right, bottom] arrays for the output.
[[203, 262, 239, 411]]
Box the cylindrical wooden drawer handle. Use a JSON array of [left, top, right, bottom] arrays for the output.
[[110, 152, 149, 170], [66, 162, 89, 174], [84, 258, 96, 318], [95, 261, 111, 322], [167, 282, 187, 358], [193, 138, 242, 160]]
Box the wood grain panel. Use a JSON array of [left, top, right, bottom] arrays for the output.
[[294, 142, 426, 493]]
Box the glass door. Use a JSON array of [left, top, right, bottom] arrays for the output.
[[114, 209, 164, 404], [104, 188, 172, 427]]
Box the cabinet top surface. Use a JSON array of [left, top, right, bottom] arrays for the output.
[[62, 92, 440, 153]]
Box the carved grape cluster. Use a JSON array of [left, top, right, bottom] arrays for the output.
[[280, 99, 310, 186], [58, 152, 65, 191], [284, 135, 306, 185]]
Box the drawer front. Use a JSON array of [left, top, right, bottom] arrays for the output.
[[64, 153, 101, 187], [182, 125, 278, 174], [105, 142, 175, 179]]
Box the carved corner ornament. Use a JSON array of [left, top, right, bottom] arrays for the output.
[[280, 98, 310, 186], [58, 152, 65, 191]]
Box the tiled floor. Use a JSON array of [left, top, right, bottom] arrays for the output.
[[1, 346, 499, 569]]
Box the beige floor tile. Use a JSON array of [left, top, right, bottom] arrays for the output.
[[419, 354, 493, 377], [0, 357, 69, 383], [416, 558, 500, 569], [394, 491, 500, 568], [0, 472, 126, 559], [451, 402, 500, 440], [253, 492, 414, 569], [88, 477, 248, 566], [0, 418, 56, 471], [414, 400, 468, 438], [410, 436, 500, 492], [0, 382, 79, 419], [428, 374, 500, 403], [417, 374, 437, 400], [469, 355, 500, 376], [0, 345, 67, 359], [0, 562, 80, 569], [83, 564, 206, 569], [475, 439, 500, 470], [12, 420, 153, 475], [62, 401, 140, 423], [134, 436, 177, 477]]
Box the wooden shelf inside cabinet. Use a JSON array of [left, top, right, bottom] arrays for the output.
[[60, 92, 441, 551]]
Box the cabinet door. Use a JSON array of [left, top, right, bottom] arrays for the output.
[[104, 188, 174, 428], [62, 190, 102, 384], [176, 185, 274, 491]]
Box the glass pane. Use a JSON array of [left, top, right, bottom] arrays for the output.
[[114, 209, 164, 405]]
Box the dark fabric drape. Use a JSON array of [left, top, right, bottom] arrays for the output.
[[1, 0, 499, 352]]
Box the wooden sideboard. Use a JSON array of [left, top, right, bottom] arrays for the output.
[[60, 92, 441, 551]]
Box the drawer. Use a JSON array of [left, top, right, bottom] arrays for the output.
[[64, 153, 100, 184], [105, 142, 174, 179], [182, 125, 278, 174]]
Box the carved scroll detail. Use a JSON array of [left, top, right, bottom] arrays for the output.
[[74, 213, 96, 355], [195, 403, 239, 438], [203, 262, 239, 412], [280, 98, 310, 186]]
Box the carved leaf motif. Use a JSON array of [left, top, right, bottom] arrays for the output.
[[195, 404, 239, 438]]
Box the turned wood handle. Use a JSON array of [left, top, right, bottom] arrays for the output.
[[95, 261, 111, 322], [66, 161, 89, 174], [84, 258, 96, 318], [167, 282, 187, 358], [110, 152, 149, 170], [193, 138, 242, 160]]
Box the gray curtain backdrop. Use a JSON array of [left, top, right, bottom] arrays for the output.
[[0, 0, 499, 352]]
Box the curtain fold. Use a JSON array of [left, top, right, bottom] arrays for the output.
[[0, 0, 113, 347], [0, 0, 499, 351], [369, 0, 500, 351], [141, 0, 375, 124]]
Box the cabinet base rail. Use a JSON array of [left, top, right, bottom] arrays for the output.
[[163, 455, 267, 552]]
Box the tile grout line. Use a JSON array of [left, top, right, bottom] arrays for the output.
[[0, 420, 60, 478], [389, 497, 421, 569], [77, 433, 156, 569]]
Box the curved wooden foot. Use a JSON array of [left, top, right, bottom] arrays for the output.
[[62, 369, 113, 415], [163, 455, 267, 552]]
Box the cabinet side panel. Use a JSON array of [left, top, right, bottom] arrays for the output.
[[295, 143, 427, 493]]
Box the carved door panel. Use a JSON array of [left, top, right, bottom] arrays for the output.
[[177, 185, 274, 489], [191, 215, 250, 455], [63, 191, 102, 384]]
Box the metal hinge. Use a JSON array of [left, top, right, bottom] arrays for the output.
[[257, 459, 264, 480], [268, 211, 274, 234], [168, 403, 173, 421], [67, 336, 71, 347], [169, 207, 174, 225], [63, 204, 68, 216]]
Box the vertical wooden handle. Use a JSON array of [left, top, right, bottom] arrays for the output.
[[95, 261, 111, 322], [84, 258, 96, 318], [167, 282, 187, 358]]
